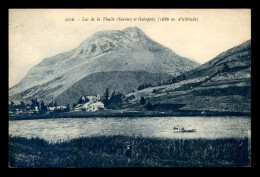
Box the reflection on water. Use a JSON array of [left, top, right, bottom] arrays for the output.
[[9, 117, 251, 142]]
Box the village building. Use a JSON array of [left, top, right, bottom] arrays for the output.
[[81, 96, 85, 103], [48, 107, 55, 111], [74, 104, 82, 111], [55, 106, 67, 111], [73, 93, 104, 112], [87, 93, 101, 103], [83, 101, 104, 112]]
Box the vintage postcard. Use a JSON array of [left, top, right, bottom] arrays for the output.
[[8, 9, 251, 167]]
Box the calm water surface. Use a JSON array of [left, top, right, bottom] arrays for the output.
[[9, 117, 251, 142]]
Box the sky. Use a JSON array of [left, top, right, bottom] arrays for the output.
[[9, 9, 251, 88]]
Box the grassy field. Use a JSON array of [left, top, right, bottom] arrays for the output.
[[8, 135, 250, 167]]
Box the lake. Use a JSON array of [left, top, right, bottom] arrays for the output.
[[9, 117, 251, 143]]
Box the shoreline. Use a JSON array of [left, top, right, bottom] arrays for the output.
[[9, 109, 251, 121]]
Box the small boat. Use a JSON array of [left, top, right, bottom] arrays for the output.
[[173, 129, 197, 133]]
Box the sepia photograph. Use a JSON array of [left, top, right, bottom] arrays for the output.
[[8, 9, 251, 167]]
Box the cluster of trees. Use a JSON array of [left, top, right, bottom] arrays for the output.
[[110, 91, 124, 104], [101, 89, 154, 110], [223, 63, 230, 72], [139, 96, 153, 110], [162, 77, 178, 85], [162, 77, 181, 87], [9, 98, 71, 114], [101, 88, 125, 109], [9, 101, 25, 113], [137, 78, 180, 91], [47, 101, 58, 108], [9, 99, 47, 114], [137, 83, 153, 90]]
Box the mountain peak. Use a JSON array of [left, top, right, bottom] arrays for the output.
[[122, 26, 143, 33], [123, 26, 141, 31], [9, 27, 200, 103], [122, 26, 146, 38], [86, 27, 145, 40], [76, 27, 148, 58]]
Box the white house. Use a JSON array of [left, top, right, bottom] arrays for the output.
[[73, 94, 104, 112], [83, 101, 104, 112], [74, 104, 82, 111], [48, 106, 67, 111], [48, 107, 55, 111], [55, 106, 67, 111]]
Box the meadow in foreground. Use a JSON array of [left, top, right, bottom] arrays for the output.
[[8, 135, 250, 167]]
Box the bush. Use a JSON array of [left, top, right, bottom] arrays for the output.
[[152, 89, 157, 94], [145, 102, 153, 110], [140, 97, 146, 105], [125, 95, 135, 102]]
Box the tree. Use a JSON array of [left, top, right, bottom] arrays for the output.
[[109, 92, 124, 108], [78, 96, 86, 104], [20, 101, 26, 111], [35, 99, 39, 108], [30, 99, 36, 110], [146, 102, 153, 110], [223, 63, 229, 72], [48, 102, 53, 107], [66, 104, 70, 112], [40, 101, 44, 110], [9, 101, 15, 112], [171, 77, 176, 84], [10, 101, 15, 108], [138, 83, 153, 90], [40, 101, 47, 113], [26, 104, 30, 110], [140, 96, 146, 105], [54, 101, 58, 107], [103, 88, 109, 108]]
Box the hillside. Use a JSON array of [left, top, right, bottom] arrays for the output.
[[123, 40, 251, 114], [54, 71, 173, 106], [9, 27, 199, 104]]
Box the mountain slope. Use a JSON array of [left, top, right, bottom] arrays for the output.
[[175, 40, 251, 82], [55, 71, 173, 106], [123, 40, 251, 113], [9, 27, 199, 104]]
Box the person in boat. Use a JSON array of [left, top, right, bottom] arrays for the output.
[[188, 125, 192, 130], [174, 125, 181, 130]]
